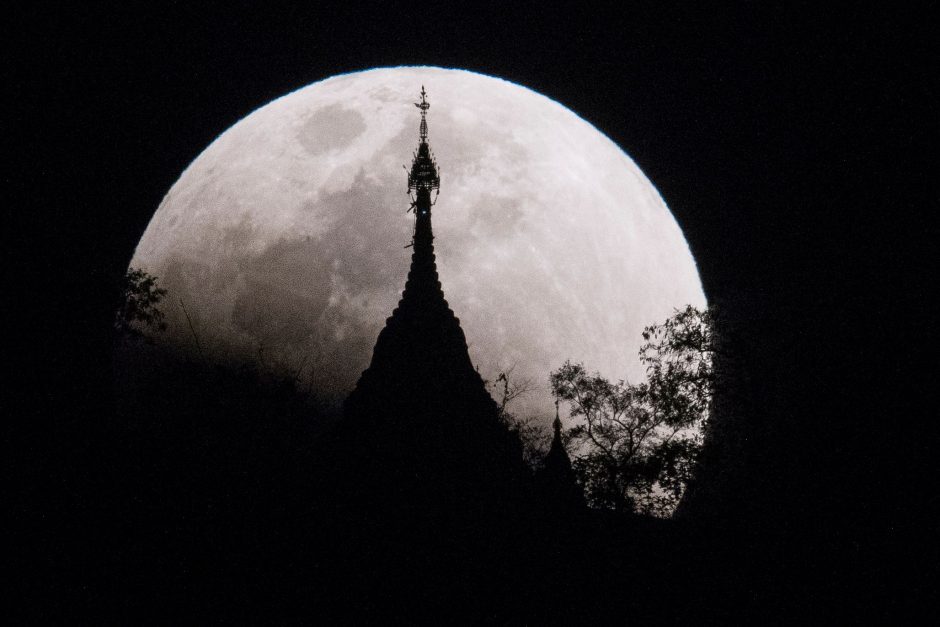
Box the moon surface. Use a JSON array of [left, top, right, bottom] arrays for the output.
[[131, 67, 706, 418]]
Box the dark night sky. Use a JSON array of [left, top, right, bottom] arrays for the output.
[[8, 1, 934, 605]]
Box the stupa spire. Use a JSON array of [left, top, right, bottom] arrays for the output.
[[345, 86, 487, 409], [340, 87, 529, 513], [552, 400, 563, 447], [536, 397, 585, 511]]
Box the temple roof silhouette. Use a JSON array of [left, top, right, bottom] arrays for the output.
[[338, 88, 529, 514], [344, 86, 495, 419], [535, 401, 585, 511]]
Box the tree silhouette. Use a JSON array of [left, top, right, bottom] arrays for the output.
[[640, 304, 715, 429], [114, 267, 167, 343], [551, 305, 714, 516]]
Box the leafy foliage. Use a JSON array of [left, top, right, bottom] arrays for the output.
[[114, 267, 167, 343], [640, 304, 715, 428], [551, 305, 715, 516]]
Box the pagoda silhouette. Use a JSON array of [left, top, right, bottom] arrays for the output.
[[535, 401, 586, 511], [344, 87, 496, 430], [328, 88, 580, 540]]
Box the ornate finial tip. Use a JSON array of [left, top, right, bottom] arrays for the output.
[[416, 86, 430, 111], [407, 86, 439, 191]]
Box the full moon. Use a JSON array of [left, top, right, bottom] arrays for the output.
[[131, 67, 706, 418]]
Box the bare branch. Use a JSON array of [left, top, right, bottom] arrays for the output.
[[178, 297, 204, 360]]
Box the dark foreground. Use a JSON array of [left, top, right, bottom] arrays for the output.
[[19, 357, 904, 624]]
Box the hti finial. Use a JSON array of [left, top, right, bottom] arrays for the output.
[[407, 86, 440, 197], [414, 85, 430, 142], [553, 399, 562, 437]]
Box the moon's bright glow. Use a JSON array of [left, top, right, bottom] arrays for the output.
[[131, 67, 706, 418]]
